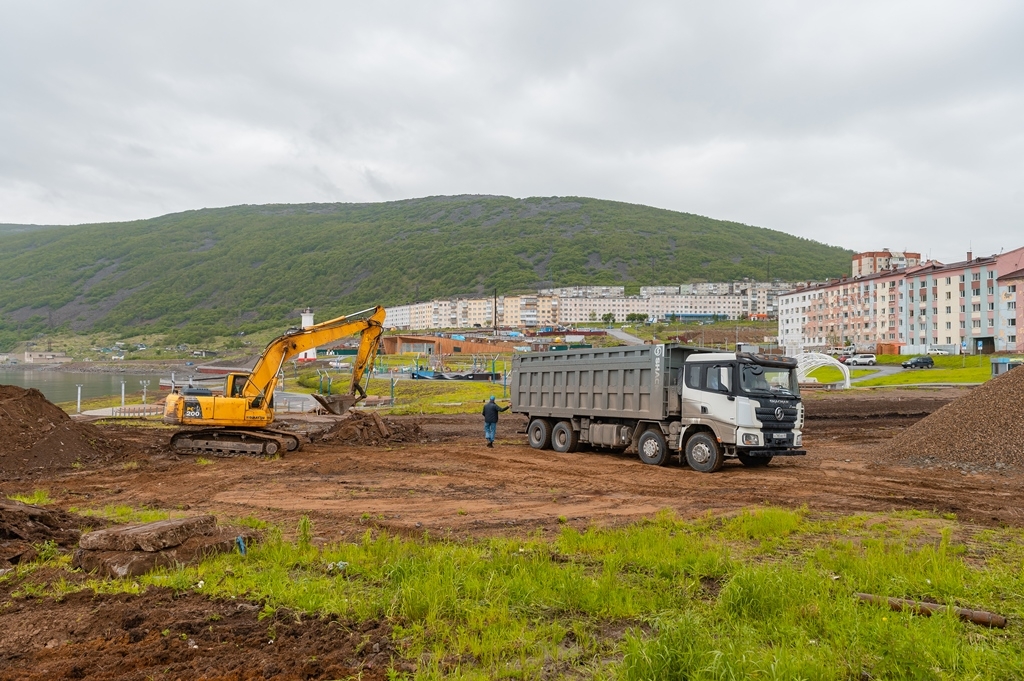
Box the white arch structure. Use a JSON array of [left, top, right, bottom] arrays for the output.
[[796, 352, 851, 389]]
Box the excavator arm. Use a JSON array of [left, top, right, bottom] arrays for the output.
[[243, 305, 387, 408]]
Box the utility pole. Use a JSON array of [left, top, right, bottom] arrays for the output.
[[493, 287, 498, 335]]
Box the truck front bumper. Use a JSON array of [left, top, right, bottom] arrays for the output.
[[738, 448, 807, 457]]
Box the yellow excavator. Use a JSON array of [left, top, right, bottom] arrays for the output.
[[163, 306, 387, 456]]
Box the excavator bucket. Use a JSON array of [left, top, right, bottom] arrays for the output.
[[311, 393, 361, 415]]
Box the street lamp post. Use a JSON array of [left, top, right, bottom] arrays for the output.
[[140, 380, 150, 405], [76, 384, 83, 414]]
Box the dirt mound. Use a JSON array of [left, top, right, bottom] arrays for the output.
[[0, 588, 394, 680], [319, 410, 422, 445], [0, 385, 125, 477], [0, 498, 94, 567], [888, 368, 1024, 469]]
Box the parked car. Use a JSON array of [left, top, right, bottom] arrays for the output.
[[847, 354, 877, 366], [901, 356, 934, 369], [927, 349, 949, 355]]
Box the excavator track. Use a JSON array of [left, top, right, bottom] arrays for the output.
[[170, 429, 302, 458]]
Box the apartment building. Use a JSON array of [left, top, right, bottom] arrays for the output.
[[779, 247, 1024, 355], [851, 250, 921, 277], [998, 267, 1023, 353], [386, 280, 789, 331], [647, 294, 744, 321], [539, 286, 624, 298]]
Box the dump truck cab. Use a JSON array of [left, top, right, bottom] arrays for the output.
[[679, 352, 803, 462]]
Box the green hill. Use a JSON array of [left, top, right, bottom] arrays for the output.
[[0, 195, 851, 349]]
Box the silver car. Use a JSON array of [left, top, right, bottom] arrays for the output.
[[847, 354, 877, 366]]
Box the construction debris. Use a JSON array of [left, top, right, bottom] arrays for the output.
[[72, 515, 258, 578], [318, 410, 420, 445], [0, 384, 125, 476], [888, 367, 1024, 469], [0, 498, 87, 567]]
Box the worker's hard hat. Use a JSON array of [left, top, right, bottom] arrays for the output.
[[490, 395, 496, 401]]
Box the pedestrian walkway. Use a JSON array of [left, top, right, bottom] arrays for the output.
[[606, 328, 646, 345]]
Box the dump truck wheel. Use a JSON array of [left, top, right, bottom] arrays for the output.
[[551, 421, 579, 453], [528, 419, 553, 450], [685, 432, 723, 472], [637, 429, 668, 466], [738, 454, 772, 468]]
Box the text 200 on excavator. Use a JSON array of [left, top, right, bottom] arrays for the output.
[[163, 306, 387, 456]]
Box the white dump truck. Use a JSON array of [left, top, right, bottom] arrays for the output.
[[510, 344, 805, 472]]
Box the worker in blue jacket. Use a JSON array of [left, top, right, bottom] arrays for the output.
[[482, 395, 509, 448]]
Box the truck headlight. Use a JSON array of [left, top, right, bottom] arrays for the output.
[[794, 433, 802, 446], [742, 433, 759, 445]]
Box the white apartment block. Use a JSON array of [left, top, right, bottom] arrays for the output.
[[779, 247, 1024, 355], [386, 280, 790, 331], [647, 294, 744, 321], [557, 296, 650, 324], [539, 285, 625, 298]]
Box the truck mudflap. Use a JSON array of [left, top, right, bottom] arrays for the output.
[[739, 449, 807, 457]]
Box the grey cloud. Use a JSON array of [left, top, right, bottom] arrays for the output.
[[0, 1, 1022, 263]]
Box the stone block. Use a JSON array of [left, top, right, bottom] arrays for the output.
[[78, 515, 217, 552], [72, 528, 256, 578]]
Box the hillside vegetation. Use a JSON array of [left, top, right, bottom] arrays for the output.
[[0, 195, 851, 349]]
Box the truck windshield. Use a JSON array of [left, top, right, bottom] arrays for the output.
[[739, 363, 799, 396]]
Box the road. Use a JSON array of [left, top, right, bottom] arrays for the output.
[[606, 327, 646, 345]]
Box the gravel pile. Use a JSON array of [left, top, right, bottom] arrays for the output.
[[0, 384, 125, 477], [889, 367, 1024, 469]]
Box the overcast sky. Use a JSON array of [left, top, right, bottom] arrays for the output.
[[1, 1, 1022, 262]]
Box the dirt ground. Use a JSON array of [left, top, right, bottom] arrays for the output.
[[3, 386, 1023, 679], [12, 386, 1018, 538]]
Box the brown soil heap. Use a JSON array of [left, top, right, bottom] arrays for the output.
[[319, 410, 422, 445], [889, 367, 1024, 468], [0, 498, 90, 567], [0, 385, 124, 477]]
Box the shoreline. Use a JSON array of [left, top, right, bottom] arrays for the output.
[[1, 361, 196, 375]]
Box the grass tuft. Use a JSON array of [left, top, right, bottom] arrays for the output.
[[6, 489, 53, 506]]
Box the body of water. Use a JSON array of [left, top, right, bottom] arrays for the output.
[[0, 368, 160, 405]]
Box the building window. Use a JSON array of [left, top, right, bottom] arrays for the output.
[[1010, 285, 1017, 293], [946, 337, 952, 344], [972, 320, 981, 328], [1010, 335, 1017, 343], [946, 306, 952, 313], [972, 273, 981, 281], [946, 322, 951, 329]]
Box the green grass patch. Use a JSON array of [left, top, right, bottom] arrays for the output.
[[55, 391, 146, 413], [806, 367, 876, 384], [6, 489, 53, 506], [8, 508, 1013, 679], [68, 504, 177, 524], [857, 366, 989, 386]]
